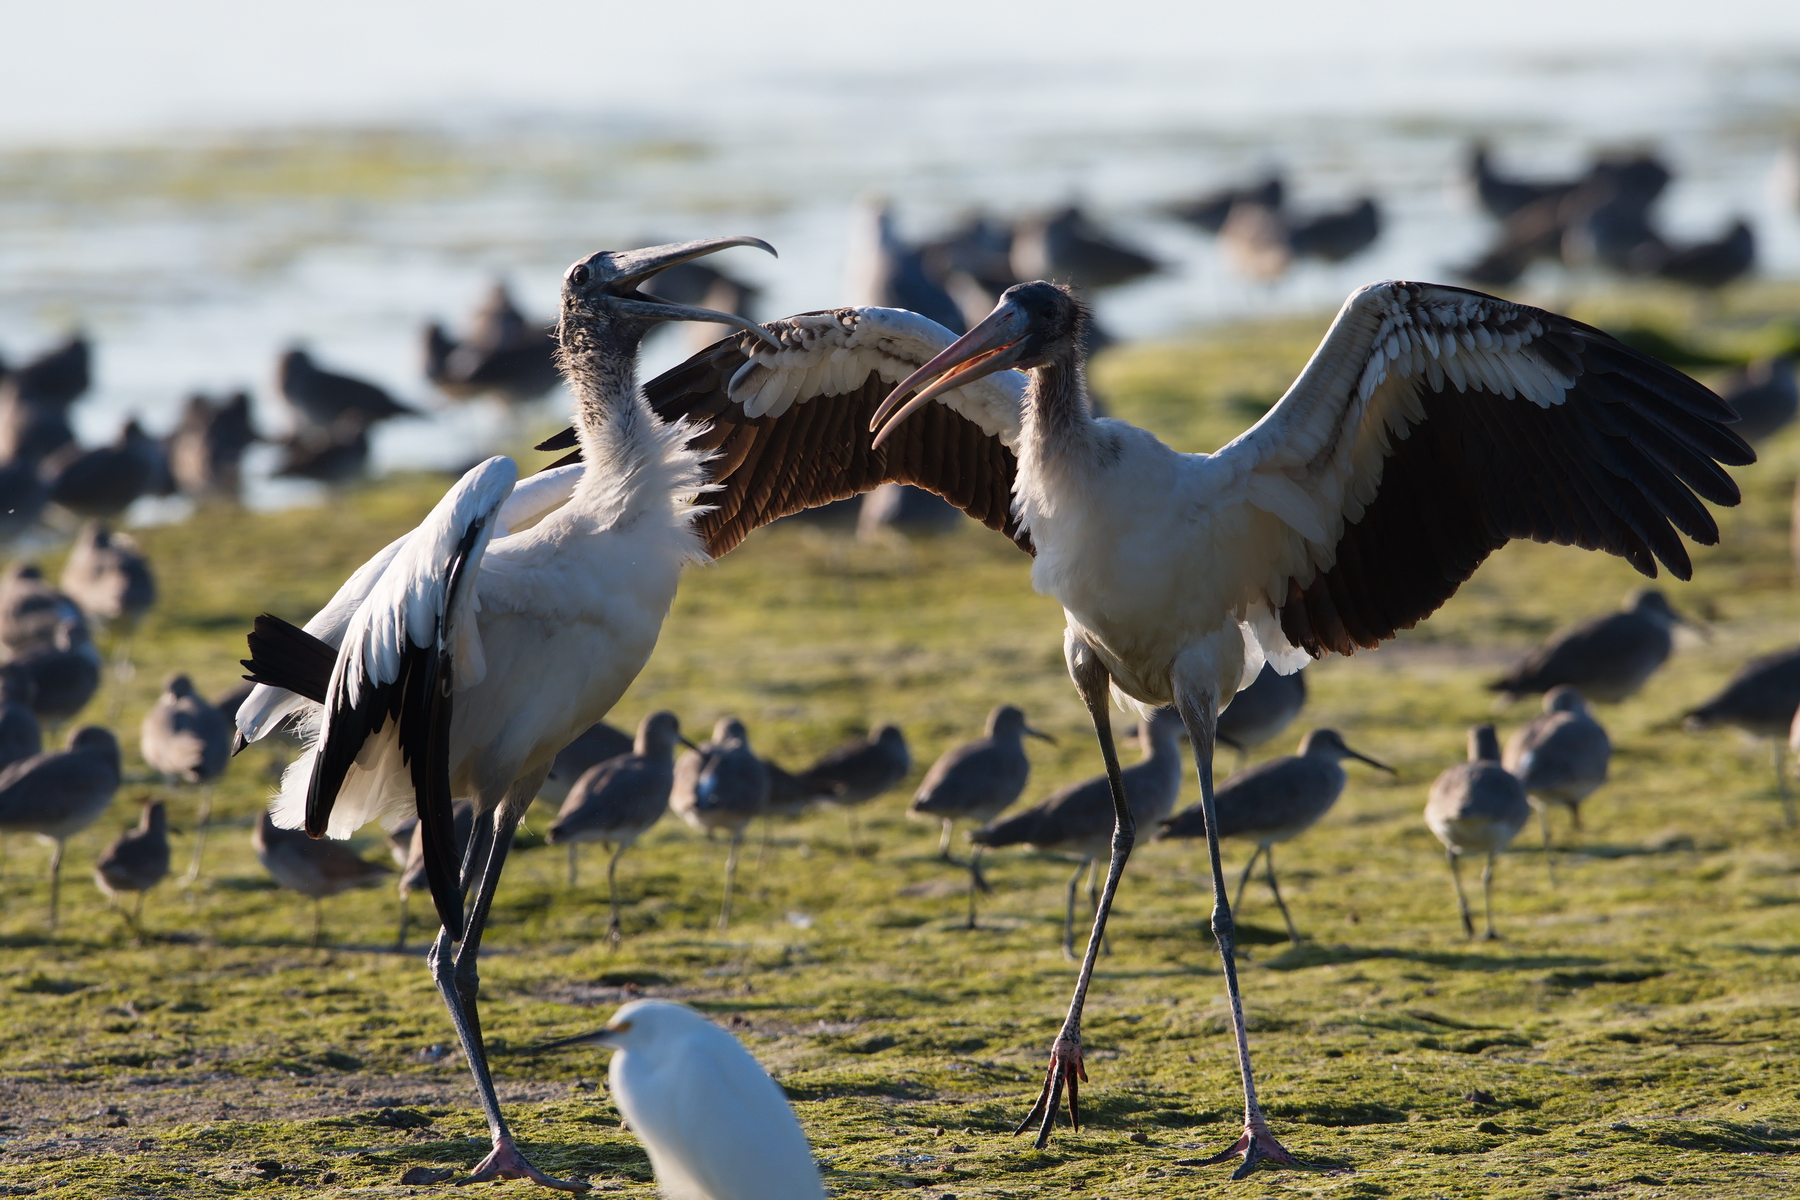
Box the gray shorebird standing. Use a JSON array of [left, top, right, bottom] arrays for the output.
[[1683, 647, 1800, 826], [1489, 589, 1694, 703], [799, 724, 910, 852], [139, 673, 232, 884], [94, 797, 170, 941], [0, 726, 121, 928], [1426, 725, 1531, 940], [972, 707, 1184, 958], [60, 522, 156, 708], [1215, 663, 1308, 770], [672, 717, 769, 929], [535, 719, 636, 811], [0, 562, 81, 657], [1159, 729, 1391, 944], [1506, 685, 1613, 862], [546, 711, 690, 943], [10, 617, 101, 731], [909, 704, 1054, 927], [0, 665, 42, 771], [396, 800, 475, 951], [252, 809, 392, 948]]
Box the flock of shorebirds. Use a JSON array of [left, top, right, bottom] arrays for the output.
[[0, 139, 1792, 1188]]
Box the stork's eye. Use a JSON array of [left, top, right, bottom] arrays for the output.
[[567, 263, 590, 288]]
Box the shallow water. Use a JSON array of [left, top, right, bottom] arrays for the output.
[[0, 48, 1797, 510]]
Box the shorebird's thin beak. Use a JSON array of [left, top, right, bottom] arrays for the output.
[[1347, 746, 1396, 774], [522, 1021, 629, 1055], [870, 299, 1030, 448], [1024, 725, 1057, 744], [677, 735, 702, 752]]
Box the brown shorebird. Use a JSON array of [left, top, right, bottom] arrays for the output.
[[10, 617, 102, 731], [546, 711, 688, 943], [139, 673, 233, 884], [94, 797, 170, 940], [0, 665, 42, 771], [252, 810, 393, 948], [0, 726, 122, 928], [1215, 663, 1307, 770], [972, 707, 1184, 958], [1490, 589, 1694, 703], [536, 719, 636, 811], [1426, 725, 1531, 940], [908, 705, 1054, 927], [1683, 648, 1800, 827], [673, 717, 769, 929], [0, 562, 82, 657], [60, 522, 156, 706], [799, 724, 910, 852], [1159, 729, 1391, 944], [1506, 686, 1612, 863]]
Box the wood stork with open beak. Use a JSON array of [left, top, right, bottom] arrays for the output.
[[534, 275, 1750, 1177], [233, 236, 777, 1190]]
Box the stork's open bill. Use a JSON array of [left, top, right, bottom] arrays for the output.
[[234, 235, 777, 1191], [869, 279, 1752, 1175]]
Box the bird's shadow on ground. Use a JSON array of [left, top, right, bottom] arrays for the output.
[[1263, 942, 1607, 973]]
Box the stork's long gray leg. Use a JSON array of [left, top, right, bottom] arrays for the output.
[[1446, 849, 1475, 939], [1088, 858, 1112, 956], [1175, 682, 1317, 1179], [1264, 845, 1300, 946], [1233, 844, 1265, 916], [1017, 640, 1132, 1149]]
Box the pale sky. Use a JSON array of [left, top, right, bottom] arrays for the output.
[[7, 0, 1800, 142]]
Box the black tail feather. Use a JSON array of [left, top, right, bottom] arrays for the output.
[[242, 613, 335, 705]]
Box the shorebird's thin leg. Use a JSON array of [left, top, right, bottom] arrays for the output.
[[132, 891, 147, 945], [396, 893, 410, 952], [1174, 683, 1317, 1178], [754, 817, 773, 870], [719, 828, 744, 930], [47, 839, 65, 930], [1233, 844, 1265, 916], [1536, 805, 1557, 888], [567, 842, 579, 889], [1060, 857, 1088, 962], [606, 844, 625, 947], [1446, 850, 1474, 939], [938, 817, 954, 860], [966, 845, 986, 930], [1264, 845, 1300, 946], [1481, 853, 1500, 941], [451, 790, 586, 1191], [1017, 641, 1130, 1150], [182, 786, 213, 886]]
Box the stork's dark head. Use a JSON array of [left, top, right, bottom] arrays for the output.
[[559, 236, 779, 353], [871, 281, 1086, 447]]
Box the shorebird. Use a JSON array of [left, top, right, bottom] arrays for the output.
[[1168, 172, 1285, 234], [278, 348, 415, 430], [396, 800, 475, 951], [41, 418, 166, 519], [253, 810, 392, 947], [139, 673, 233, 883], [0, 666, 42, 771], [0, 562, 81, 656], [1466, 142, 1580, 221], [164, 391, 258, 502], [1505, 685, 1612, 861], [672, 717, 769, 929], [1715, 357, 1796, 443], [1684, 647, 1800, 826], [236, 235, 778, 1190], [798, 725, 910, 851], [1490, 590, 1694, 703], [94, 797, 170, 941], [273, 413, 370, 484], [1215, 663, 1307, 770], [10, 617, 101, 730], [1654, 220, 1755, 290], [536, 719, 637, 811], [545, 710, 689, 942], [972, 707, 1183, 957], [61, 522, 156, 703], [535, 271, 1748, 1171], [908, 704, 1054, 926], [424, 283, 562, 407], [1011, 205, 1159, 291], [1158, 728, 1390, 944], [0, 726, 121, 928], [1426, 725, 1531, 940]]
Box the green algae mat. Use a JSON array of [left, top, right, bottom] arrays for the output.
[[4, 285, 1800, 1198]]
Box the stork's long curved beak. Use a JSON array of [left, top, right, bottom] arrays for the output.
[[1024, 725, 1057, 744], [594, 236, 782, 350], [870, 298, 1031, 448], [1346, 745, 1396, 774]]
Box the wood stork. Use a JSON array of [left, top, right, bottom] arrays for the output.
[[235, 236, 778, 1190], [534, 273, 1749, 1176]]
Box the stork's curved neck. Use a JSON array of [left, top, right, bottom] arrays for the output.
[[1021, 352, 1095, 457], [556, 318, 670, 518]]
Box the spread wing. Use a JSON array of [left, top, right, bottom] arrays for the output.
[[1210, 281, 1752, 659], [537, 307, 1030, 556]]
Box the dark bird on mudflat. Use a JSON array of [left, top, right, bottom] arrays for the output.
[[1653, 220, 1755, 290], [672, 716, 769, 929], [41, 418, 165, 518], [536, 718, 637, 810], [1426, 725, 1530, 941], [1011, 205, 1159, 291], [848, 199, 968, 334], [0, 562, 83, 657], [424, 283, 562, 406], [9, 617, 101, 728], [1168, 173, 1286, 233], [1489, 589, 1693, 703], [165, 391, 259, 501], [278, 348, 415, 430], [798, 723, 910, 851], [0, 725, 121, 928], [1505, 686, 1612, 857], [0, 666, 42, 771], [274, 414, 369, 483], [1685, 647, 1800, 826], [1466, 142, 1581, 221], [1216, 663, 1307, 767], [61, 522, 156, 631], [94, 797, 170, 939], [253, 809, 392, 948]]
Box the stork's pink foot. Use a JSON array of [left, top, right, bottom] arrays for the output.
[[1192, 1114, 1330, 1180], [1014, 1028, 1087, 1149], [461, 1135, 590, 1191]]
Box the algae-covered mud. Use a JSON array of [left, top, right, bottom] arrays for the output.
[[3, 286, 1800, 1197]]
